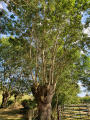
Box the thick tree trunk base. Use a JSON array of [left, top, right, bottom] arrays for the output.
[[31, 84, 55, 120], [38, 102, 52, 120]]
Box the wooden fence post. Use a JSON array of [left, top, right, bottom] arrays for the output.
[[57, 105, 60, 120], [60, 106, 62, 120], [26, 109, 34, 120], [79, 107, 82, 119], [87, 104, 90, 117]]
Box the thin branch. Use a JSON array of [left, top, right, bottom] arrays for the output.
[[51, 36, 58, 84], [49, 68, 51, 85], [11, 0, 28, 7], [35, 39, 38, 84], [31, 71, 35, 83]]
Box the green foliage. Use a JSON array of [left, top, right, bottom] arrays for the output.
[[7, 100, 14, 107], [52, 60, 81, 108], [11, 90, 20, 96], [52, 83, 80, 108], [1, 0, 89, 86], [0, 36, 32, 96], [0, 94, 2, 106], [80, 96, 90, 103], [21, 99, 37, 110], [1, 1, 90, 115], [78, 55, 90, 91]]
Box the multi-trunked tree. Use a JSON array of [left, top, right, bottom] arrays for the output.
[[1, 0, 90, 119]]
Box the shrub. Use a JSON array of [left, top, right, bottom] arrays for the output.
[[21, 99, 37, 110], [80, 96, 90, 103], [7, 100, 14, 107]]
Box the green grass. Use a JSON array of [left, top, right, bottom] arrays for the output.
[[0, 93, 33, 103], [0, 108, 25, 120], [0, 94, 2, 105]]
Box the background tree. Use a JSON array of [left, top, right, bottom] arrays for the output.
[[0, 37, 15, 108], [0, 36, 30, 107], [79, 55, 90, 91], [79, 7, 90, 92], [52, 62, 81, 108]]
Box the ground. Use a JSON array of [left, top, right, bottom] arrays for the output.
[[0, 108, 25, 120], [0, 94, 31, 120]]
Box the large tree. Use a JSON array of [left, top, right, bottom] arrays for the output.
[[1, 0, 90, 119]]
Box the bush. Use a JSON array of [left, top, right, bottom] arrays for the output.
[[7, 100, 14, 107], [21, 99, 37, 110], [80, 96, 90, 103]]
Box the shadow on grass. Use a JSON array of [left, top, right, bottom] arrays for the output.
[[1, 109, 20, 115], [0, 108, 26, 120]]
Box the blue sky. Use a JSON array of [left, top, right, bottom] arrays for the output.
[[78, 82, 89, 97]]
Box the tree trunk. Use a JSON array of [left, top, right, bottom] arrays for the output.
[[1, 92, 9, 108], [38, 101, 52, 120], [31, 84, 55, 120], [14, 95, 17, 103]]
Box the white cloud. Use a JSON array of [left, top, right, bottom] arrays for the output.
[[83, 25, 90, 37], [80, 50, 84, 55], [78, 81, 83, 88], [78, 81, 87, 97], [0, 1, 3, 9], [0, 34, 7, 38]]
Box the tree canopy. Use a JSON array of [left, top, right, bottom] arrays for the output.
[[1, 0, 90, 86], [0, 0, 90, 119]]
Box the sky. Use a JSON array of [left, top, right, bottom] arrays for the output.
[[0, 2, 3, 9], [0, 1, 90, 97], [81, 10, 90, 37], [78, 82, 89, 97]]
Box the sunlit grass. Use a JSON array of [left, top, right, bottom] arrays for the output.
[[0, 94, 2, 105], [0, 93, 32, 104]]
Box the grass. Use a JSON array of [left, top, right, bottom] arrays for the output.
[[0, 108, 25, 120], [0, 94, 2, 105]]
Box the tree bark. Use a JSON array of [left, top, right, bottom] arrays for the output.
[[31, 84, 55, 120], [38, 101, 52, 120], [1, 92, 9, 108], [14, 95, 17, 103]]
